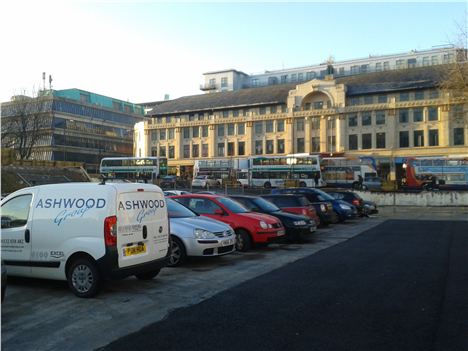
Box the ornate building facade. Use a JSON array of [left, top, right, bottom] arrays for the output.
[[137, 65, 467, 178]]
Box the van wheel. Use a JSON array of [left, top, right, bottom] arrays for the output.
[[168, 236, 187, 267], [235, 229, 252, 252], [67, 258, 100, 298], [135, 269, 161, 280]]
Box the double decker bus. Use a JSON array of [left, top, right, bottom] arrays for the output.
[[403, 156, 468, 190], [99, 157, 168, 182], [193, 158, 249, 186], [320, 156, 377, 188], [249, 153, 324, 188]]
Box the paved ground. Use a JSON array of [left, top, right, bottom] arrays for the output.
[[101, 219, 468, 351], [1, 207, 467, 351]]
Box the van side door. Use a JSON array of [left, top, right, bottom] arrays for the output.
[[1, 190, 37, 276]]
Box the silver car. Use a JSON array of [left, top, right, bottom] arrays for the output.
[[191, 175, 220, 188], [166, 198, 236, 266]]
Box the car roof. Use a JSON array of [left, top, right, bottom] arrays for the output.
[[229, 195, 256, 199], [262, 194, 306, 198], [170, 193, 223, 199]]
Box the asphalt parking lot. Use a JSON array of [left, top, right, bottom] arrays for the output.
[[1, 207, 467, 351]]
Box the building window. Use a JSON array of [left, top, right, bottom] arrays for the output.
[[348, 134, 358, 150], [431, 56, 439, 65], [265, 120, 274, 133], [375, 62, 382, 71], [198, 113, 205, 120], [298, 73, 304, 81], [217, 143, 225, 156], [396, 59, 404, 69], [291, 74, 297, 82], [254, 121, 263, 134], [383, 61, 390, 70], [364, 96, 373, 104], [151, 130, 158, 141], [362, 133, 372, 149], [227, 123, 235, 135], [422, 57, 430, 66], [376, 132, 386, 148], [414, 91, 424, 100], [221, 77, 228, 88], [407, 58, 416, 68], [238, 141, 245, 155], [255, 140, 263, 155], [378, 95, 387, 103], [313, 101, 323, 110], [238, 123, 245, 135], [414, 130, 424, 147], [428, 107, 438, 121], [348, 114, 358, 127], [399, 109, 409, 123], [362, 112, 372, 126], [266, 140, 274, 154], [399, 131, 409, 148], [183, 145, 190, 158], [168, 146, 174, 159], [251, 78, 259, 87], [429, 90, 440, 99], [227, 142, 235, 156], [296, 138, 305, 153], [159, 129, 166, 140], [429, 129, 439, 146], [192, 144, 199, 158], [277, 139, 285, 153], [221, 110, 228, 118], [306, 71, 315, 80], [413, 108, 424, 122], [454, 128, 465, 145], [159, 146, 166, 157], [327, 136, 336, 153], [183, 127, 190, 139], [168, 128, 174, 139], [312, 137, 320, 152], [277, 120, 285, 132], [192, 126, 199, 138], [209, 78, 216, 86], [233, 110, 239, 117], [281, 75, 287, 83], [400, 92, 409, 102], [270, 105, 277, 114], [202, 126, 208, 137], [376, 111, 386, 125], [243, 109, 249, 116], [281, 105, 287, 113], [189, 114, 195, 121], [217, 124, 225, 137], [259, 107, 266, 115], [296, 118, 305, 131], [202, 144, 208, 157], [112, 101, 122, 111]]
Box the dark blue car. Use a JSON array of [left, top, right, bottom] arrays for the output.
[[271, 188, 356, 222]]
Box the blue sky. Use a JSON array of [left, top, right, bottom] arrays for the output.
[[0, 1, 466, 104]]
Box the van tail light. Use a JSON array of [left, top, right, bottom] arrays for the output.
[[352, 199, 360, 207], [104, 216, 117, 247]]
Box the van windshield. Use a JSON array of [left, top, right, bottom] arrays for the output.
[[166, 198, 197, 218]]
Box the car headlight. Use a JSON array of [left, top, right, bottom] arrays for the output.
[[339, 204, 351, 210], [293, 220, 307, 226], [259, 221, 270, 229], [194, 228, 216, 239], [320, 204, 326, 212]]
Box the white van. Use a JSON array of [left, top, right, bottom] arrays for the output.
[[0, 182, 170, 297]]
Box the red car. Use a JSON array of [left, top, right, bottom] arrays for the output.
[[261, 194, 321, 227], [170, 194, 285, 252]]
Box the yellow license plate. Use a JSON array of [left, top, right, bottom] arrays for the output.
[[123, 244, 146, 257]]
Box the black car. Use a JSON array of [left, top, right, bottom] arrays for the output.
[[230, 195, 316, 243], [323, 189, 366, 216], [270, 188, 339, 226]]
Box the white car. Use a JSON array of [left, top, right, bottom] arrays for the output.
[[0, 182, 170, 297], [191, 175, 220, 188], [166, 198, 235, 266]]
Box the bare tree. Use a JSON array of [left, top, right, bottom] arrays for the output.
[[1, 91, 53, 160]]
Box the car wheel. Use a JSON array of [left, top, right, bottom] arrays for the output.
[[135, 269, 161, 280], [67, 257, 101, 298], [264, 182, 271, 189], [168, 236, 187, 267], [235, 229, 252, 252]]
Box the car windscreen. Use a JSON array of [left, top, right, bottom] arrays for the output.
[[217, 197, 249, 213], [312, 189, 335, 201], [166, 198, 197, 218], [253, 198, 281, 212]]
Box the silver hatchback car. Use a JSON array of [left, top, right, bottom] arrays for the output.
[[166, 198, 236, 266]]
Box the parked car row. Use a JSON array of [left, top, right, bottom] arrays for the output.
[[0, 182, 377, 300]]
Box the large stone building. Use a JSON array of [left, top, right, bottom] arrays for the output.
[[137, 64, 467, 179], [1, 89, 145, 173]]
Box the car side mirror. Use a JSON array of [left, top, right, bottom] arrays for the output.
[[214, 209, 224, 215]]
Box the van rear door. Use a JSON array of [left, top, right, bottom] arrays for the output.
[[116, 187, 169, 268]]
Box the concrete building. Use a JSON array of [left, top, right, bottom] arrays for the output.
[[201, 46, 465, 93], [1, 89, 145, 174], [137, 64, 467, 179]]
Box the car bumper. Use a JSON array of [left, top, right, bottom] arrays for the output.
[[182, 237, 236, 257], [254, 228, 286, 243]]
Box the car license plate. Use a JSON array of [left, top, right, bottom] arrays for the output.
[[310, 226, 315, 232], [123, 244, 146, 257], [277, 230, 285, 236], [222, 239, 234, 246]]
